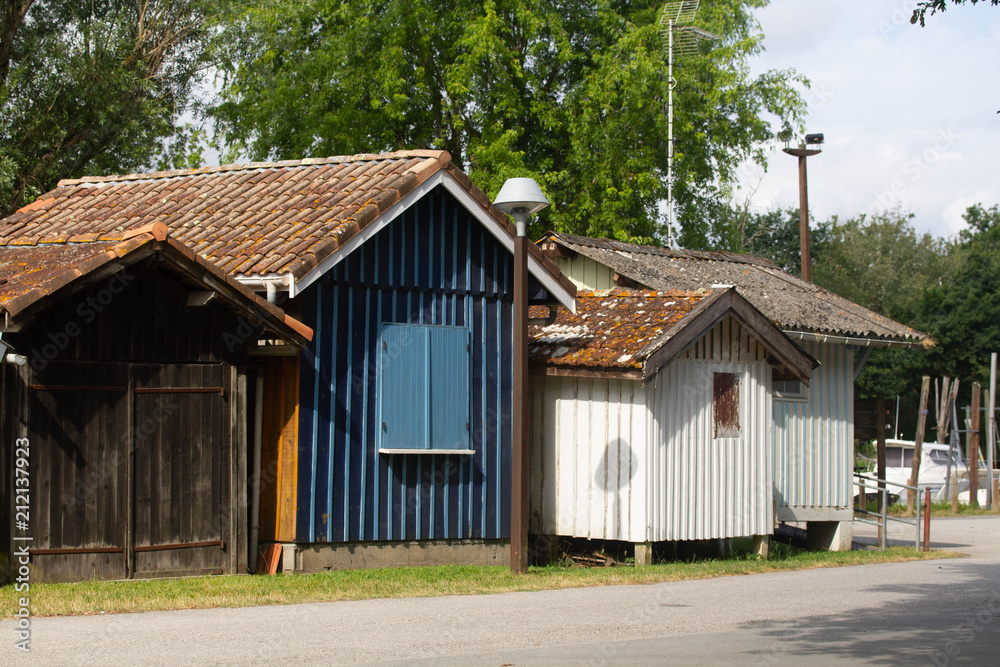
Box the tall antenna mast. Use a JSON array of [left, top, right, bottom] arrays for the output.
[[659, 1, 719, 249]]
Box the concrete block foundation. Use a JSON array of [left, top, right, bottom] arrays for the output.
[[295, 539, 510, 573], [806, 520, 854, 551], [634, 542, 653, 566]]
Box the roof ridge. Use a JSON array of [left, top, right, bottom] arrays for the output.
[[56, 150, 452, 188], [546, 231, 778, 269], [576, 288, 712, 298]]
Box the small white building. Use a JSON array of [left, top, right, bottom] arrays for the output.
[[535, 233, 929, 551], [529, 288, 816, 559]]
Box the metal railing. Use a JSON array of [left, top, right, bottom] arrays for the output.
[[854, 472, 928, 551]]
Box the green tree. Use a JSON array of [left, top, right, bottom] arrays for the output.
[[0, 0, 222, 216], [211, 0, 807, 243], [812, 210, 952, 325], [911, 0, 1000, 26], [854, 205, 1000, 411], [915, 204, 1000, 383], [707, 204, 822, 274]]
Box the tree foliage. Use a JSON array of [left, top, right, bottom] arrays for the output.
[[911, 0, 1000, 26], [0, 0, 222, 216], [845, 205, 1000, 410], [811, 210, 952, 326], [211, 0, 807, 242], [708, 205, 827, 275], [915, 204, 1000, 383]]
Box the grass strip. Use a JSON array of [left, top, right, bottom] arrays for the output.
[[1, 546, 952, 618]]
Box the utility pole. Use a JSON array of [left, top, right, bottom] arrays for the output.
[[782, 133, 824, 282], [989, 353, 997, 511]]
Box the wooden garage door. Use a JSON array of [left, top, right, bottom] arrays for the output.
[[132, 363, 231, 577], [28, 361, 235, 581], [27, 362, 129, 582]]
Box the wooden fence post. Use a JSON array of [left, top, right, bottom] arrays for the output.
[[970, 383, 981, 508], [908, 377, 931, 517], [876, 393, 886, 545]]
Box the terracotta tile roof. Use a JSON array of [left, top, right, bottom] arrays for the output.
[[541, 232, 928, 346], [0, 151, 574, 299], [0, 222, 312, 345], [529, 289, 712, 370]]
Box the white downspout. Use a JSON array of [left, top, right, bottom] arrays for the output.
[[249, 371, 265, 573]]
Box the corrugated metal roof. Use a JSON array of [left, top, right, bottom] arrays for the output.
[[0, 151, 575, 300], [542, 232, 928, 344], [529, 289, 711, 370]]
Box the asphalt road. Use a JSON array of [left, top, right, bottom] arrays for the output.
[[3, 516, 999, 666]]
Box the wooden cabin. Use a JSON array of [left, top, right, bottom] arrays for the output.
[[1, 152, 576, 572], [536, 232, 929, 550], [0, 224, 311, 582], [528, 289, 815, 559]]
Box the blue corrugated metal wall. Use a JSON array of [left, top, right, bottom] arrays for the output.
[[296, 186, 513, 543]]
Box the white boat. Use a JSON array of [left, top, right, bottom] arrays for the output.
[[856, 439, 968, 505]]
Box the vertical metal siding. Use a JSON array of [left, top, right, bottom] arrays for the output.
[[530, 316, 772, 543], [296, 186, 513, 543], [772, 341, 853, 511], [529, 376, 648, 542], [553, 256, 617, 291], [649, 317, 772, 541]]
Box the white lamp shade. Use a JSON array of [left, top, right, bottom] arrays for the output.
[[494, 178, 549, 216]]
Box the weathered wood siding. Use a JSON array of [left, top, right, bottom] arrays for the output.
[[648, 316, 772, 540], [258, 356, 299, 543], [529, 376, 648, 542], [2, 268, 249, 583]]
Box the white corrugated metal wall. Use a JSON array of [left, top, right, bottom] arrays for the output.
[[552, 251, 856, 523], [647, 317, 773, 540], [529, 376, 648, 542], [530, 317, 775, 544], [773, 341, 854, 517]]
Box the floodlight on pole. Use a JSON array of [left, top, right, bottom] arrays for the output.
[[659, 1, 720, 249], [494, 177, 549, 575], [782, 133, 823, 283]]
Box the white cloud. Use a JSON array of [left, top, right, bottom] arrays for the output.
[[736, 0, 1000, 239]]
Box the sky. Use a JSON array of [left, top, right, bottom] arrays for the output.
[[734, 0, 1000, 240]]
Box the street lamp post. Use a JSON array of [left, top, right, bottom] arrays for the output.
[[782, 133, 823, 283], [494, 177, 549, 575]]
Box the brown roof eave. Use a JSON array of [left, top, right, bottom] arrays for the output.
[[158, 237, 313, 348], [1, 229, 313, 348], [640, 288, 817, 384]]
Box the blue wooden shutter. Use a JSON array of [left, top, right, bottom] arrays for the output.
[[380, 324, 470, 450], [381, 325, 428, 449], [429, 326, 470, 449]]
